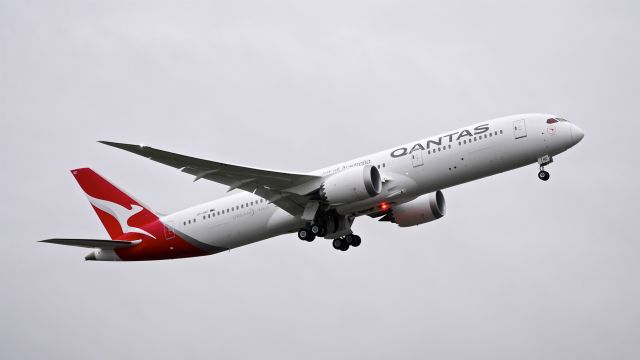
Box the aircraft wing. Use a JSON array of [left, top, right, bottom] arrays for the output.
[[40, 238, 141, 249], [99, 141, 323, 216]]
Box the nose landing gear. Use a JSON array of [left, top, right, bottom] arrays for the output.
[[537, 155, 553, 181], [538, 168, 550, 181]]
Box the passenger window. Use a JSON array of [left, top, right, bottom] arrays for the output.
[[383, 163, 386, 167], [489, 133, 492, 137], [188, 220, 191, 224], [463, 140, 467, 144], [500, 130, 503, 134], [183, 221, 186, 226]]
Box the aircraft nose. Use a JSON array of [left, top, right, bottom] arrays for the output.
[[571, 124, 585, 144]]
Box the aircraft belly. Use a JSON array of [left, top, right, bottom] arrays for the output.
[[415, 145, 504, 193], [200, 206, 301, 249]]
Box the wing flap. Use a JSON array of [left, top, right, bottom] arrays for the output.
[[40, 238, 141, 249]]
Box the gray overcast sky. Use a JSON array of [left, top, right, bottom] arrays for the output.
[[1, 1, 639, 359]]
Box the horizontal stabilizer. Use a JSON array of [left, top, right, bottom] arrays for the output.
[[40, 238, 141, 249]]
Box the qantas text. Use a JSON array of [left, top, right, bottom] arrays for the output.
[[390, 124, 490, 158]]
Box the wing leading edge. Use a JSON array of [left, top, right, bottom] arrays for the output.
[[99, 141, 324, 215]]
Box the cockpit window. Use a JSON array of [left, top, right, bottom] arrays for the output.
[[546, 118, 558, 124]]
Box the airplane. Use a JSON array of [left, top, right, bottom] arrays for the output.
[[41, 113, 584, 261]]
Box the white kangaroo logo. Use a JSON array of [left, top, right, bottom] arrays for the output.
[[86, 194, 156, 239]]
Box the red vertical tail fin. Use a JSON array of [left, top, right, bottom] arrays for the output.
[[71, 168, 159, 240]]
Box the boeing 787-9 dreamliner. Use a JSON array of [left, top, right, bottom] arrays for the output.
[[42, 114, 584, 261]]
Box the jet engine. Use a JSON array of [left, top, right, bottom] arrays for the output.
[[321, 165, 382, 204], [385, 191, 446, 227]]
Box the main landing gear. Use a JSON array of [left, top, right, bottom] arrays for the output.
[[298, 224, 362, 252], [537, 155, 553, 182], [332, 234, 361, 252], [297, 224, 328, 242], [298, 228, 315, 242]]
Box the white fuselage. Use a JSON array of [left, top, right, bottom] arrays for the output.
[[163, 113, 583, 250]]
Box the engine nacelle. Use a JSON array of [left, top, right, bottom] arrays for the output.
[[321, 165, 382, 204], [390, 191, 446, 227]]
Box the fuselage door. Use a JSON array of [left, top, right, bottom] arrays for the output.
[[411, 150, 424, 167], [513, 119, 527, 139]]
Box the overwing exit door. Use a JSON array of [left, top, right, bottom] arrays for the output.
[[513, 119, 527, 139]]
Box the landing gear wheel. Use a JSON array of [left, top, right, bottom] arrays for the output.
[[332, 238, 349, 251], [538, 170, 550, 181], [343, 234, 361, 247], [350, 235, 361, 247], [310, 224, 327, 237], [298, 229, 315, 242]]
